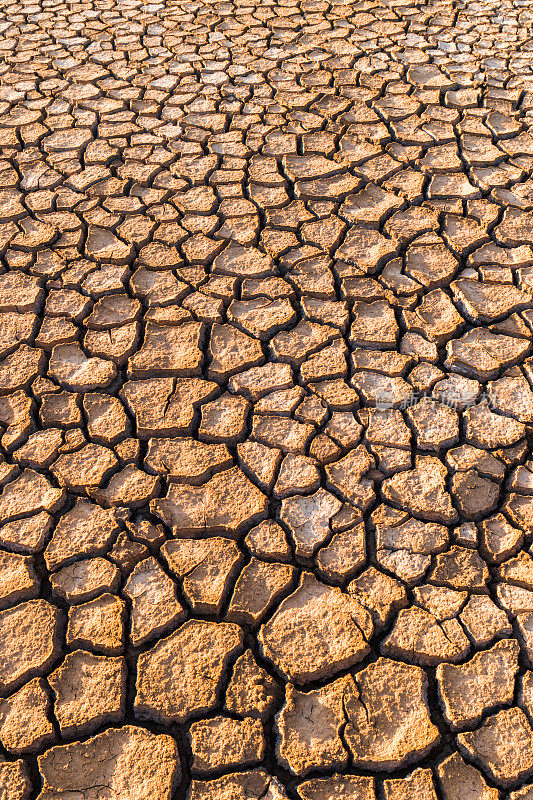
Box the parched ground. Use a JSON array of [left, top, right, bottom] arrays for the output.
[[0, 0, 533, 797]]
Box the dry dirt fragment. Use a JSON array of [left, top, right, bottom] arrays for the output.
[[144, 437, 232, 484], [0, 470, 65, 523], [225, 649, 282, 721], [151, 466, 268, 536], [213, 244, 273, 278], [84, 399, 131, 454], [259, 572, 372, 684], [66, 592, 125, 654], [464, 402, 526, 449], [0, 550, 39, 608], [92, 465, 160, 507], [445, 329, 530, 380], [0, 346, 46, 394], [226, 557, 295, 626], [51, 443, 118, 492], [48, 649, 126, 737], [44, 499, 120, 570], [429, 546, 489, 590], [124, 556, 185, 645], [135, 619, 243, 723], [276, 675, 356, 776], [245, 520, 291, 562], [437, 752, 499, 800], [0, 272, 43, 313], [199, 393, 250, 443], [436, 639, 519, 729], [208, 323, 265, 381], [128, 322, 204, 378], [297, 775, 375, 800], [0, 678, 54, 754], [0, 599, 62, 693], [383, 768, 437, 800], [345, 657, 440, 770], [459, 594, 512, 646], [252, 415, 315, 455], [188, 770, 289, 800], [452, 279, 531, 323], [50, 557, 120, 603], [49, 343, 116, 391], [163, 537, 243, 614], [349, 567, 408, 629], [382, 606, 471, 666], [325, 446, 376, 511], [0, 512, 52, 554], [13, 428, 63, 470], [381, 458, 458, 523], [120, 377, 218, 438], [457, 708, 533, 788], [36, 725, 179, 800], [316, 524, 366, 582], [189, 716, 265, 774], [279, 488, 342, 558], [0, 759, 32, 800], [406, 399, 459, 451]]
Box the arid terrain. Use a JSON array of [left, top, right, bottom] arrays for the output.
[[0, 0, 533, 797]]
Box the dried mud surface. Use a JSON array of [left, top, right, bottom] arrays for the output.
[[0, 0, 533, 797]]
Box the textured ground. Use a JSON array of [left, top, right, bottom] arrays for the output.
[[1, 0, 533, 798]]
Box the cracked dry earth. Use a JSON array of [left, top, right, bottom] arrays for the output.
[[3, 0, 533, 799]]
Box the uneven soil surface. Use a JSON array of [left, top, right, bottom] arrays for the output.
[[1, 0, 533, 797]]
